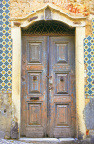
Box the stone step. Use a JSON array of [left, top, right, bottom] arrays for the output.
[[19, 138, 76, 144]]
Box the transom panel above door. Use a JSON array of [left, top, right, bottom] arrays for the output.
[[21, 35, 76, 138]]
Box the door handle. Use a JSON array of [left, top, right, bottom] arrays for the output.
[[49, 86, 53, 90], [49, 82, 53, 90], [46, 75, 53, 90]]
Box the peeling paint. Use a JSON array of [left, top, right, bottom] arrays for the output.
[[11, 102, 19, 139], [11, 122, 18, 139], [0, 91, 12, 138], [84, 98, 94, 130]]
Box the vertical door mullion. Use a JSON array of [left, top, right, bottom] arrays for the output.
[[47, 36, 50, 136]]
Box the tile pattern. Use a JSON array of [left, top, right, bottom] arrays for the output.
[[84, 19, 94, 98], [0, 0, 12, 90], [0, 0, 94, 98]]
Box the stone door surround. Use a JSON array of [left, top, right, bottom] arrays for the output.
[[11, 5, 86, 138]]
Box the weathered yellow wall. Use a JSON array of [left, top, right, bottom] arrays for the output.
[[85, 20, 92, 36], [0, 92, 12, 138], [10, 0, 94, 18]]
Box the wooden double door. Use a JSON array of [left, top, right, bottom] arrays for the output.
[[21, 36, 76, 138]]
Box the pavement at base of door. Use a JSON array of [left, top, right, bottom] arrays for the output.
[[0, 138, 93, 144], [0, 139, 33, 144]]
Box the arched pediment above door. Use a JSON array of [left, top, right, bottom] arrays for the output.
[[10, 4, 86, 28]]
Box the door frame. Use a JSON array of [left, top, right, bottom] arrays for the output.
[[11, 5, 86, 139]]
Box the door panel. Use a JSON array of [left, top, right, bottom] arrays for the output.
[[27, 42, 42, 63], [27, 103, 42, 125], [55, 73, 69, 94], [49, 37, 76, 137], [55, 104, 71, 126], [21, 36, 76, 138], [56, 43, 68, 63], [28, 72, 41, 94], [21, 36, 47, 137]]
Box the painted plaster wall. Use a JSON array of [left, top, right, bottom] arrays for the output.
[[9, 0, 94, 18], [0, 92, 12, 138], [0, 0, 94, 138]]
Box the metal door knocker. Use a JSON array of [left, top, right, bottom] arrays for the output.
[[60, 76, 64, 82], [33, 76, 37, 81]]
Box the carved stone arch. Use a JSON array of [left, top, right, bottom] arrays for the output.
[[11, 4, 86, 139]]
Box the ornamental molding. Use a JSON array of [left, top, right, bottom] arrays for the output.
[[10, 4, 86, 28]]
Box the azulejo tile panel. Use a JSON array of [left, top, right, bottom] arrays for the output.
[[84, 18, 94, 98], [0, 0, 12, 91], [0, 0, 94, 98]]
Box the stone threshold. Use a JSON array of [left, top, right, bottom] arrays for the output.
[[19, 138, 76, 143], [20, 138, 75, 142]]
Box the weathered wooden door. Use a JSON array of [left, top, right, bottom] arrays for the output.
[[21, 36, 76, 138], [48, 37, 76, 137]]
